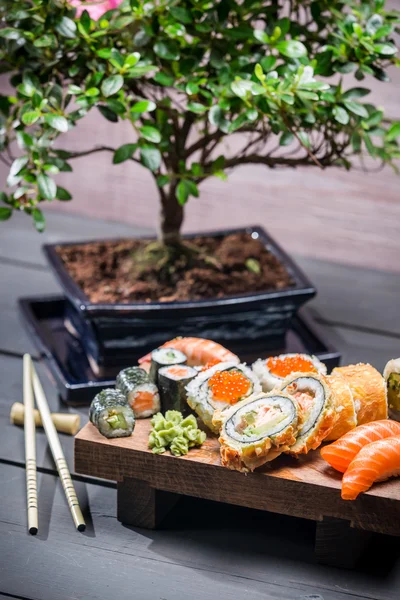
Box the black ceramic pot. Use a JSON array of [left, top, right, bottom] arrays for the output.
[[43, 226, 316, 374]]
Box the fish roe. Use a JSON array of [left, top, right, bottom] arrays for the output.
[[202, 359, 222, 372], [209, 370, 251, 404], [266, 355, 317, 378]]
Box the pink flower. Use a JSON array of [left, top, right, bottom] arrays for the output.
[[70, 0, 123, 21]]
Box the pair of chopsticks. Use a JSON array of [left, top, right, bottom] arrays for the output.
[[23, 354, 85, 535]]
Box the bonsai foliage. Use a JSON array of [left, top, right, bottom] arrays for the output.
[[1, 0, 400, 241]]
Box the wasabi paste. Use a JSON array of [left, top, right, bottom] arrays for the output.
[[148, 410, 206, 456]]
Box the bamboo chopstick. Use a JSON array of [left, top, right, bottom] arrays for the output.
[[30, 361, 86, 532], [23, 354, 38, 535]]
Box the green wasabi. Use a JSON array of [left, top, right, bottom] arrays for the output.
[[148, 410, 206, 456]]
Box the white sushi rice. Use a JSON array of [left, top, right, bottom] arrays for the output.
[[252, 353, 327, 392], [97, 408, 135, 438], [282, 375, 326, 449], [128, 382, 160, 419], [186, 361, 261, 433]]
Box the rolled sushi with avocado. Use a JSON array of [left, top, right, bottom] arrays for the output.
[[90, 389, 135, 439], [252, 353, 327, 392], [383, 358, 400, 420], [116, 366, 160, 418], [281, 373, 335, 454], [186, 361, 261, 433], [219, 392, 300, 472], [149, 347, 187, 383]]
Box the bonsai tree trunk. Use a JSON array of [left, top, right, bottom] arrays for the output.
[[159, 185, 184, 245]]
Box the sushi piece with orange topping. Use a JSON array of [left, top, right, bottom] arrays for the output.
[[186, 361, 261, 433], [252, 353, 327, 393], [116, 366, 160, 419], [158, 364, 198, 415], [219, 391, 301, 472]]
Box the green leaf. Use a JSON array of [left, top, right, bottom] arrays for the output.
[[0, 28, 22, 40], [140, 146, 161, 171], [16, 132, 33, 149], [113, 143, 138, 164], [101, 74, 123, 97], [125, 52, 140, 67], [0, 207, 12, 221], [56, 16, 77, 39], [154, 73, 175, 86], [32, 208, 45, 232], [297, 90, 319, 101], [342, 88, 370, 100], [56, 186, 72, 201], [253, 29, 269, 44], [80, 10, 91, 34], [333, 106, 349, 125], [176, 179, 198, 205], [44, 114, 69, 133], [374, 43, 397, 56], [231, 80, 252, 98], [276, 40, 307, 58], [98, 105, 118, 122], [363, 110, 383, 128], [170, 7, 192, 24], [106, 99, 126, 114], [131, 100, 156, 113], [386, 122, 400, 142], [165, 24, 186, 37], [69, 85, 82, 95], [85, 87, 100, 97], [297, 131, 310, 148], [139, 126, 161, 143], [8, 156, 29, 186], [97, 48, 112, 59], [109, 48, 124, 68], [187, 102, 207, 114], [21, 110, 40, 126], [37, 174, 57, 200], [260, 56, 276, 72], [245, 258, 260, 274], [157, 175, 170, 187], [154, 41, 180, 61], [343, 101, 369, 119], [280, 132, 294, 146], [364, 134, 376, 157]]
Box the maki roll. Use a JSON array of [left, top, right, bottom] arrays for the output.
[[116, 366, 160, 419], [89, 389, 135, 439], [219, 392, 300, 472], [186, 361, 261, 433], [252, 354, 327, 393], [149, 347, 187, 383], [384, 358, 400, 420], [281, 373, 335, 454], [158, 365, 198, 415]]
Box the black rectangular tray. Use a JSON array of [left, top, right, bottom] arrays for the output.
[[19, 295, 341, 405]]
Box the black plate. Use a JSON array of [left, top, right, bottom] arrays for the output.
[[19, 295, 341, 405]]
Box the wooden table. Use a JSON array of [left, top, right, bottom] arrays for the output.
[[1, 211, 400, 600]]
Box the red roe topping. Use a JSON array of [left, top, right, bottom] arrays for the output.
[[209, 370, 250, 404], [266, 356, 317, 378]]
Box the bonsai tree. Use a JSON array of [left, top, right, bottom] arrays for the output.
[[1, 0, 400, 247]]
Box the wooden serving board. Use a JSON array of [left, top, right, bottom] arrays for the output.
[[75, 420, 400, 568]]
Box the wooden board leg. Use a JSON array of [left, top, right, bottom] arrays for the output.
[[117, 477, 180, 529], [315, 517, 373, 568]]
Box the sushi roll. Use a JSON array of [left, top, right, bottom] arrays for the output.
[[149, 347, 187, 383], [383, 358, 400, 420], [252, 354, 327, 393], [186, 361, 261, 433], [333, 363, 387, 425], [281, 373, 335, 454], [219, 392, 300, 472], [89, 388, 135, 439], [323, 371, 357, 441], [158, 364, 198, 414], [116, 366, 160, 419]]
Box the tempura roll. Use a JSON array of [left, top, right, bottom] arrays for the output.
[[219, 392, 300, 472], [282, 373, 335, 454], [116, 366, 160, 418], [89, 389, 135, 439], [186, 361, 261, 433]]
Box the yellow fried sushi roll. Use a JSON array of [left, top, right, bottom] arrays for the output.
[[281, 373, 335, 454], [219, 392, 300, 472], [186, 361, 261, 433], [324, 371, 357, 441], [333, 363, 387, 425], [252, 353, 327, 392]]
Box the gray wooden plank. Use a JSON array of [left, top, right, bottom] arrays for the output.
[[0, 210, 152, 267], [0, 463, 399, 600], [296, 256, 400, 337]]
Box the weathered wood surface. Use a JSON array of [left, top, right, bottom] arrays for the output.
[[75, 420, 400, 537], [1, 463, 400, 600], [1, 212, 400, 598]]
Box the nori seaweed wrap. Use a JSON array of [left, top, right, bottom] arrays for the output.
[[158, 364, 198, 415], [116, 366, 160, 418], [89, 388, 135, 438], [149, 347, 187, 383]]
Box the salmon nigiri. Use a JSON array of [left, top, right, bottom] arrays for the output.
[[342, 436, 400, 500], [320, 419, 400, 473]]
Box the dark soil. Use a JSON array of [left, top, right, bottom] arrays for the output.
[[56, 233, 294, 304]]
